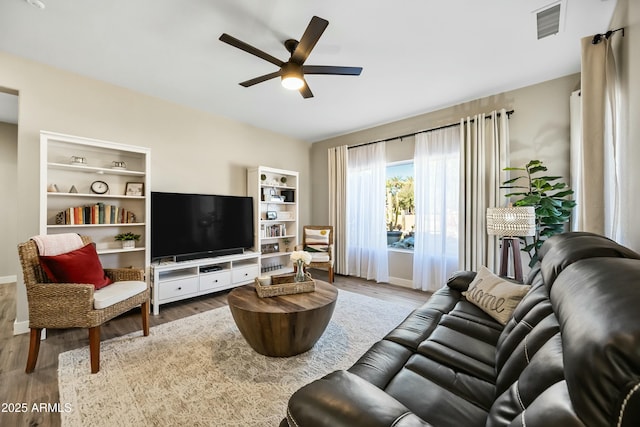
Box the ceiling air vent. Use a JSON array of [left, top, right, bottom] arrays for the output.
[[537, 3, 561, 39]]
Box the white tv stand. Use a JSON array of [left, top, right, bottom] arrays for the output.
[[150, 251, 260, 315]]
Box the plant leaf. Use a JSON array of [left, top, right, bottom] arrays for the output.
[[539, 176, 562, 181], [502, 176, 528, 184], [520, 195, 542, 204], [529, 165, 548, 174], [540, 198, 562, 208], [504, 192, 530, 198]]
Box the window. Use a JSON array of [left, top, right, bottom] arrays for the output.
[[386, 161, 415, 250]]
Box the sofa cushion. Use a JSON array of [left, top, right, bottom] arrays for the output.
[[39, 243, 112, 289], [550, 258, 640, 426], [446, 270, 477, 292], [286, 370, 433, 427], [384, 361, 490, 427], [348, 339, 414, 388], [538, 231, 640, 288], [463, 266, 530, 325]]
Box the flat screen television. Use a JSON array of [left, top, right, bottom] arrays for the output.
[[151, 192, 254, 262]]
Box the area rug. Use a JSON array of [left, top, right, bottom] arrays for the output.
[[58, 290, 417, 427]]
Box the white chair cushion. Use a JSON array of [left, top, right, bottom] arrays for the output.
[[310, 252, 331, 263], [93, 280, 147, 310]]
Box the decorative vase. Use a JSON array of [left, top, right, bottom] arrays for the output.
[[122, 240, 135, 249], [295, 259, 306, 282]]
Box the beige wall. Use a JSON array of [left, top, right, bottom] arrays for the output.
[[310, 73, 580, 285], [0, 51, 310, 332], [0, 121, 17, 281], [610, 0, 640, 251]]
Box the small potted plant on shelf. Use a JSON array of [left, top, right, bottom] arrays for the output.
[[282, 238, 291, 252], [114, 232, 141, 249]]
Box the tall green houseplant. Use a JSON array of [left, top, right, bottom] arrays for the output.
[[501, 160, 576, 266]]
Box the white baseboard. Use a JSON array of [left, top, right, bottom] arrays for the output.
[[13, 319, 29, 335], [0, 275, 17, 284], [388, 277, 414, 288]]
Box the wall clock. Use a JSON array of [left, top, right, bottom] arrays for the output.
[[90, 180, 109, 194]]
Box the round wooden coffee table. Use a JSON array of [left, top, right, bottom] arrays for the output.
[[227, 280, 338, 357]]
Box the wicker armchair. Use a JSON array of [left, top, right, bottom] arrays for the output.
[[17, 235, 150, 374], [296, 226, 334, 283]]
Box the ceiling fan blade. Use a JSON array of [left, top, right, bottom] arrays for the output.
[[219, 33, 285, 67], [299, 80, 314, 99], [303, 65, 363, 76], [239, 71, 282, 87], [291, 16, 329, 64]]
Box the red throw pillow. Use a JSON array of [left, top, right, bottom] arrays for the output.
[[39, 243, 113, 290]]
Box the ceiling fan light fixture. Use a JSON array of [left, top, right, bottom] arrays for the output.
[[281, 75, 304, 90], [280, 63, 304, 90]]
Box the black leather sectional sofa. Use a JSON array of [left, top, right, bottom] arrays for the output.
[[281, 232, 640, 427]]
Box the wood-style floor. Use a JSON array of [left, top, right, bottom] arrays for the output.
[[0, 271, 428, 427]]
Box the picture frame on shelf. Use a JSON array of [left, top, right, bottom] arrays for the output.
[[261, 243, 280, 254], [266, 211, 277, 220], [125, 182, 144, 196]]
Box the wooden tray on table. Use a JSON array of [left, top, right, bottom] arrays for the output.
[[254, 272, 315, 298]]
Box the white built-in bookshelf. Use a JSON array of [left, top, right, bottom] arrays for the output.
[[247, 166, 299, 276], [39, 131, 150, 271]]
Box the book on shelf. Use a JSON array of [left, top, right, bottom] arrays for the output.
[[262, 223, 287, 237], [55, 204, 137, 225]]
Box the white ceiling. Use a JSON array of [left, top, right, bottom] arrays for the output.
[[0, 0, 617, 142]]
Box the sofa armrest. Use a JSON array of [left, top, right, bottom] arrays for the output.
[[446, 270, 477, 292], [285, 370, 433, 427]]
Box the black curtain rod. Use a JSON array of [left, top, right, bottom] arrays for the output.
[[348, 110, 514, 150], [592, 27, 624, 44]]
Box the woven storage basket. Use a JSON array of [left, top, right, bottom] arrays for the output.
[[254, 272, 315, 298]]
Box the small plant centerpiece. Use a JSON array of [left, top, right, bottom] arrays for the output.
[[115, 232, 141, 249], [501, 160, 576, 266], [290, 250, 312, 282]]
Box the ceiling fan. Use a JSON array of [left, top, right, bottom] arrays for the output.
[[219, 16, 362, 99]]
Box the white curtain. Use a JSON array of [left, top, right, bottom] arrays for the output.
[[328, 145, 349, 275], [346, 143, 389, 282], [413, 127, 461, 291], [572, 36, 622, 241], [569, 90, 583, 231], [459, 109, 510, 272]]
